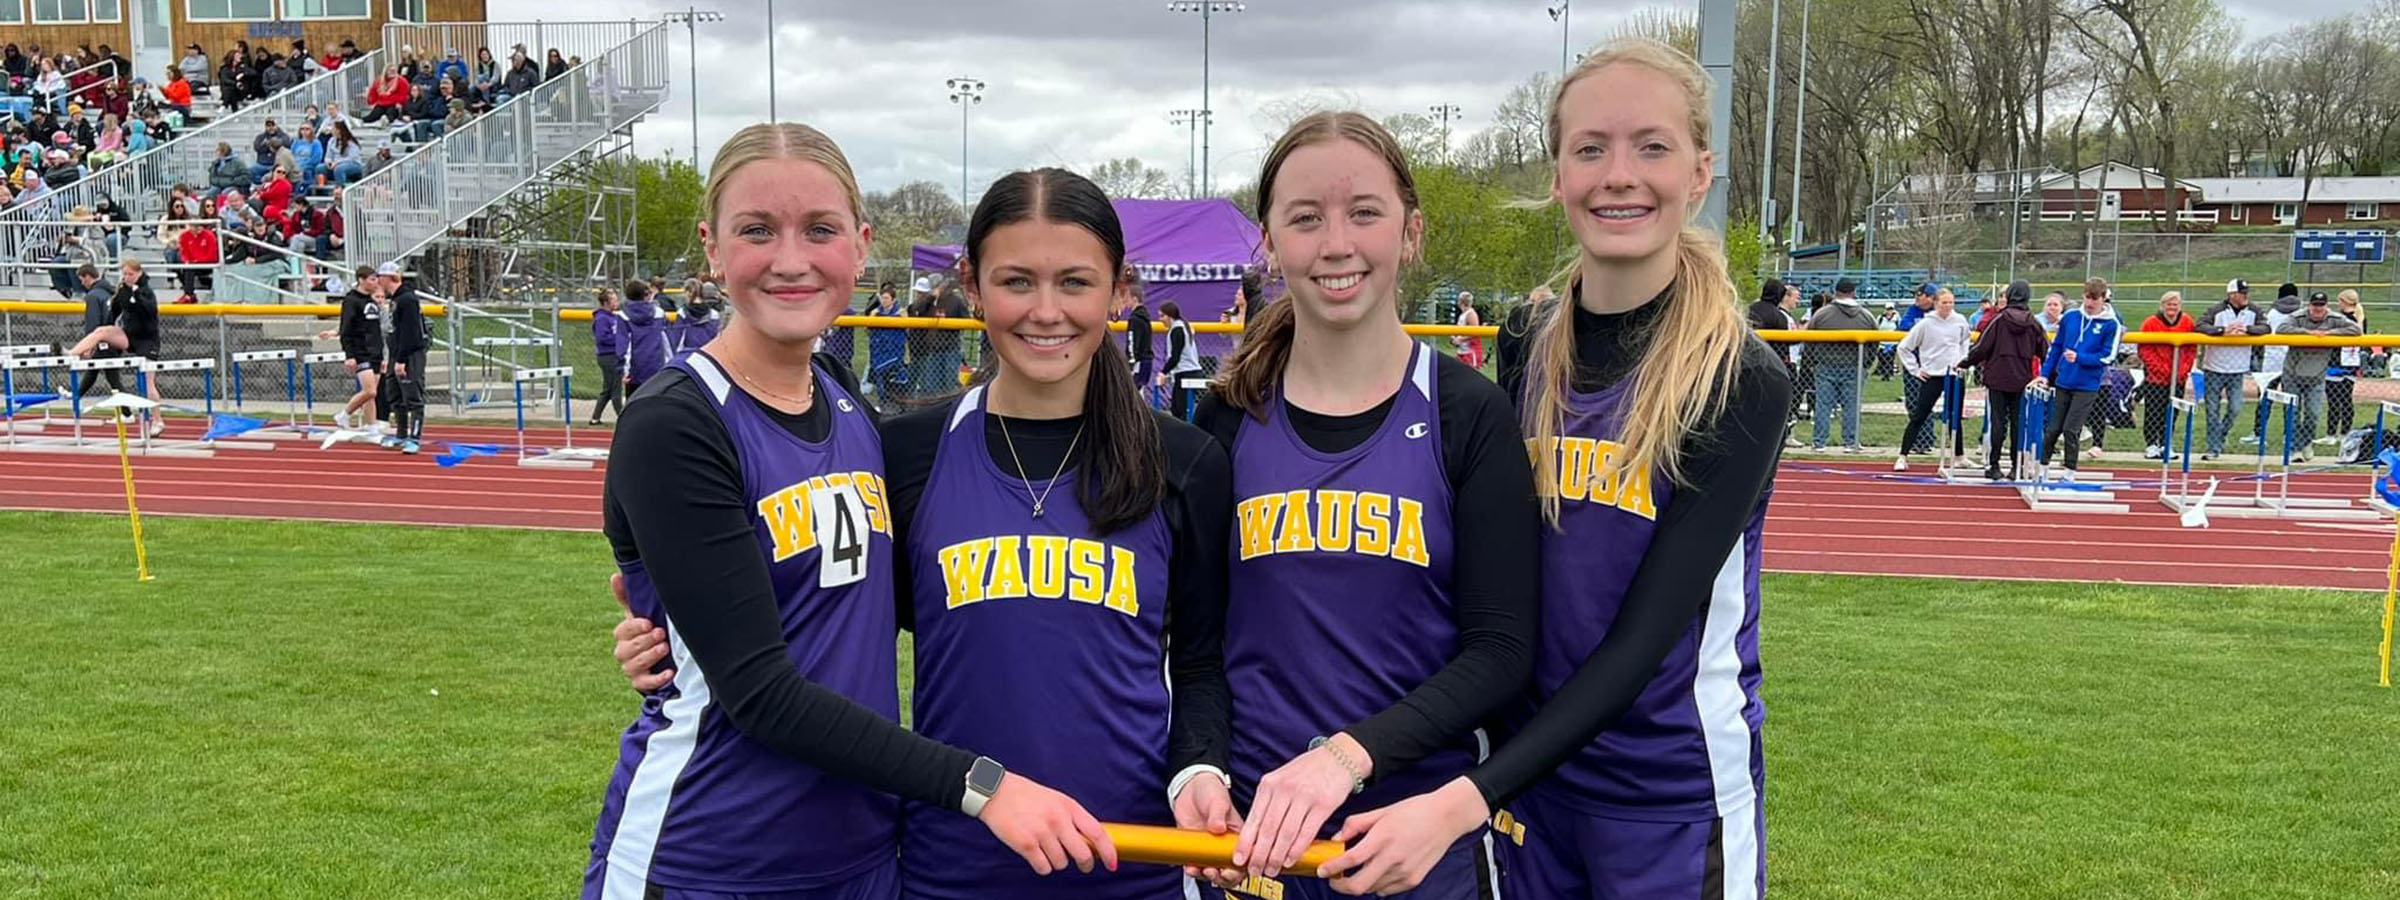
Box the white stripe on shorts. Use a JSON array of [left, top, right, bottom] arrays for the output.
[[1694, 535, 1759, 900], [600, 625, 715, 899]]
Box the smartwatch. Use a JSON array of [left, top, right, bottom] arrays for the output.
[[961, 756, 1006, 818]]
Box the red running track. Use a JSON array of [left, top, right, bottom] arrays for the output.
[[0, 419, 2387, 589]]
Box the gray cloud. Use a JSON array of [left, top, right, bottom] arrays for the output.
[[487, 0, 1692, 198]]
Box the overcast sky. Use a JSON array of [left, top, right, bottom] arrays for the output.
[[487, 0, 2368, 203]]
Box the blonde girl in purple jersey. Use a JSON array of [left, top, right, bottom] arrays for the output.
[[1317, 39, 1793, 899]]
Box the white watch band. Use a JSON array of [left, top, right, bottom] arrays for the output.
[[1166, 764, 1229, 806], [960, 784, 992, 819]]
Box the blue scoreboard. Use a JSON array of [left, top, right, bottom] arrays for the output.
[[2292, 230, 2388, 264]]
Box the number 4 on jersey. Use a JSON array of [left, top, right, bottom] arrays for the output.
[[810, 482, 871, 588]]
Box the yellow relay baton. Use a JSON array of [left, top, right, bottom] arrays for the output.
[[1101, 823, 1345, 877]]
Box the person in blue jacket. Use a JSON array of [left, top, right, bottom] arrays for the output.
[[589, 286, 630, 425], [621, 278, 668, 392], [2034, 276, 2122, 475]]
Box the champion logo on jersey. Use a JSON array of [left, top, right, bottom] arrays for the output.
[[1405, 422, 1429, 440], [836, 397, 854, 413]]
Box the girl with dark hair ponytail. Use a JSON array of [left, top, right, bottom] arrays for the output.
[[611, 165, 1236, 899]]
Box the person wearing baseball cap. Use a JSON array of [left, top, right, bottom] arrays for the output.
[[2272, 290, 2361, 461], [2193, 277, 2272, 458], [374, 261, 428, 454]]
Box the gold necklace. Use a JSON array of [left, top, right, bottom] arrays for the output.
[[724, 357, 815, 411], [995, 413, 1083, 519]]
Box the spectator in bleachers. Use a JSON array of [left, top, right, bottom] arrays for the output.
[[127, 77, 160, 121], [437, 50, 469, 88], [262, 52, 304, 95], [289, 122, 324, 184], [338, 39, 363, 67], [499, 46, 540, 105], [139, 107, 173, 143], [179, 44, 210, 88], [216, 50, 250, 111], [2195, 279, 2268, 460], [1805, 276, 1877, 452], [2034, 277, 2122, 476], [94, 44, 129, 81], [364, 66, 410, 124], [249, 118, 288, 182], [87, 114, 125, 167], [90, 194, 128, 257], [291, 40, 324, 77], [41, 147, 81, 189], [208, 141, 247, 195], [1962, 280, 2046, 481], [2274, 291, 2360, 462], [2136, 291, 2197, 459], [3, 45, 27, 89], [401, 83, 442, 142], [289, 194, 344, 260], [362, 140, 397, 178], [258, 163, 295, 221], [544, 49, 568, 82], [326, 122, 364, 184], [472, 48, 499, 106], [397, 46, 426, 86], [174, 216, 217, 302], [31, 59, 65, 114], [217, 189, 246, 229], [93, 77, 128, 121], [158, 68, 192, 118], [1895, 288, 1971, 471]]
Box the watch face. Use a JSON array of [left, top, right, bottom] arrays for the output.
[[969, 757, 1005, 794]]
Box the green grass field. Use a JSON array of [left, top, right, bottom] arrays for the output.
[[5, 510, 2394, 898]]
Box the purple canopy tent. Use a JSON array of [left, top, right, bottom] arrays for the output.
[[910, 198, 1261, 322]]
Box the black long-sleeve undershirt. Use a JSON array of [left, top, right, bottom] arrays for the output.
[[1470, 291, 1793, 809], [1194, 350, 1539, 783], [879, 399, 1236, 780], [602, 357, 980, 812]]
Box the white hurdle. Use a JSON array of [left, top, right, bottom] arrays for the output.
[[2, 352, 75, 446], [226, 349, 318, 441], [146, 357, 279, 453], [2157, 388, 2377, 522], [512, 365, 607, 469], [7, 356, 215, 457]]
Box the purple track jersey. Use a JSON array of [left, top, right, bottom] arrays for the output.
[[1525, 378, 1766, 823], [1225, 343, 1476, 822], [586, 351, 902, 898], [901, 386, 1181, 899]]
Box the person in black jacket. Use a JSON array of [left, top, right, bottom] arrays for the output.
[[69, 263, 127, 399], [316, 264, 385, 431], [64, 260, 164, 434], [1960, 280, 2049, 480], [375, 262, 427, 453], [1123, 289, 1154, 397]]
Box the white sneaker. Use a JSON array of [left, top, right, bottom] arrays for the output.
[[1893, 455, 1908, 472], [333, 410, 353, 430], [2144, 444, 2163, 458], [145, 416, 167, 439], [375, 420, 394, 435], [2088, 447, 2106, 460], [2315, 436, 2337, 446]]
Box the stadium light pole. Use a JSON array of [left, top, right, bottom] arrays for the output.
[[1547, 1, 1570, 82], [1758, 0, 1781, 244], [1785, 0, 1813, 250], [1429, 103, 1461, 164], [1170, 108, 1206, 198], [1699, 0, 1734, 232], [663, 9, 723, 174], [948, 77, 986, 209], [1168, 1, 1244, 196]]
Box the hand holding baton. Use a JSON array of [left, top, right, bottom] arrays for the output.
[[1102, 824, 1344, 877]]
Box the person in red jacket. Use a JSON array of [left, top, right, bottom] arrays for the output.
[[2136, 291, 2197, 459], [362, 65, 410, 123], [1961, 280, 2050, 481], [257, 166, 294, 220], [173, 220, 218, 301]]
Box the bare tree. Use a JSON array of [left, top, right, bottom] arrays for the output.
[[1086, 157, 1176, 199]]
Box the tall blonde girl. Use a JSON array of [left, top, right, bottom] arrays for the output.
[[1316, 40, 1792, 899]]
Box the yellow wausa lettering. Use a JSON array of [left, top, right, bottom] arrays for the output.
[[937, 535, 1144, 617], [754, 471, 895, 563], [1539, 438, 1658, 521], [1228, 489, 1429, 569]]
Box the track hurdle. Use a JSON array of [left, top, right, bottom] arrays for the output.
[[2159, 389, 2376, 521], [474, 336, 562, 416], [0, 344, 113, 436], [143, 356, 282, 454], [2015, 383, 2130, 513], [8, 356, 215, 457], [225, 349, 321, 441], [510, 365, 606, 468]]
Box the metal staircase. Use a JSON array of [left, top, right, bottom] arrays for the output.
[[341, 22, 671, 269]]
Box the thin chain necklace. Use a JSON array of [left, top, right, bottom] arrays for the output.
[[995, 412, 1082, 518], [723, 357, 815, 411]]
